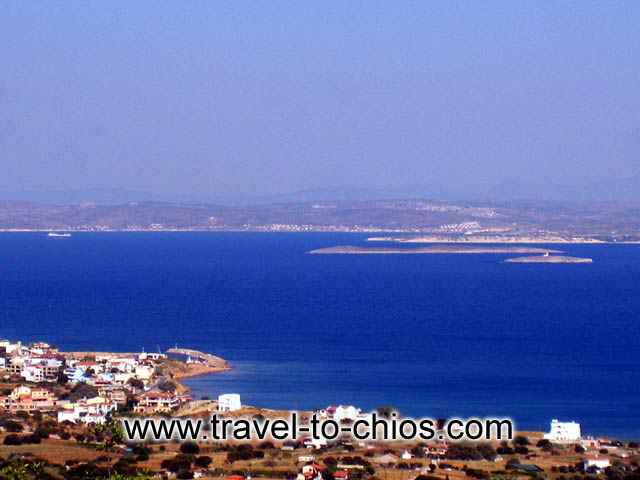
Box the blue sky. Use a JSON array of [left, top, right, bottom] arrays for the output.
[[1, 1, 638, 197]]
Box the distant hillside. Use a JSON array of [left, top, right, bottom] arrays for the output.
[[1, 198, 640, 240], [3, 175, 640, 206]]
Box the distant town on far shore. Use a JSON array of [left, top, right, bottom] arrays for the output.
[[2, 193, 640, 243]]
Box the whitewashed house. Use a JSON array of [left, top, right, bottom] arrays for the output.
[[21, 365, 46, 383], [134, 365, 154, 381], [0, 340, 22, 355], [584, 457, 610, 471], [544, 419, 581, 442], [218, 393, 241, 412], [304, 437, 328, 449], [21, 358, 62, 383], [333, 405, 361, 422], [57, 396, 117, 424]]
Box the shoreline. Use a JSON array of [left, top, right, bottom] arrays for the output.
[[0, 228, 640, 243], [165, 347, 231, 382], [61, 348, 231, 393], [6, 343, 638, 439]]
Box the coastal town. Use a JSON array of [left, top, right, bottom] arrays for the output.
[[1, 338, 639, 480], [3, 198, 640, 243]]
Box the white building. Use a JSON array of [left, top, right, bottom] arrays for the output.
[[0, 340, 22, 355], [218, 393, 241, 412], [304, 437, 328, 449], [584, 457, 610, 471], [544, 419, 581, 442], [20, 358, 62, 383], [334, 405, 361, 422], [58, 397, 117, 424], [134, 365, 154, 381], [22, 365, 46, 383]]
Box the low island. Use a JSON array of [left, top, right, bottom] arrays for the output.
[[309, 245, 562, 255], [505, 255, 593, 264]]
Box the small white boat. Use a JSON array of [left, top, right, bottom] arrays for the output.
[[47, 232, 72, 238]]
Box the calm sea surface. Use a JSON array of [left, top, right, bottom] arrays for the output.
[[1, 233, 639, 438]]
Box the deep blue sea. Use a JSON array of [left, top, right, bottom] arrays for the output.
[[1, 233, 639, 439]]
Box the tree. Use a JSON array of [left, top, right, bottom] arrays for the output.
[[0, 419, 23, 433], [536, 439, 553, 451], [476, 443, 497, 461], [3, 434, 22, 445], [34, 425, 51, 439], [127, 378, 145, 390], [194, 456, 212, 468], [161, 455, 193, 473], [0, 462, 28, 480], [26, 460, 46, 477], [180, 441, 200, 455], [68, 382, 99, 401], [505, 458, 521, 469], [446, 444, 483, 461], [513, 435, 530, 446], [465, 468, 490, 479], [157, 379, 177, 392], [496, 446, 514, 455]]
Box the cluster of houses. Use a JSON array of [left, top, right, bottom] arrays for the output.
[[0, 337, 633, 478], [0, 340, 63, 383], [0, 339, 192, 424], [0, 385, 57, 413]]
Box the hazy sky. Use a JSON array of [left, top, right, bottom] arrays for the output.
[[2, 1, 639, 197]]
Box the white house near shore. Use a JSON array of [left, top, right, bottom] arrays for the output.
[[218, 393, 241, 412], [544, 419, 581, 442], [584, 457, 611, 471], [57, 397, 117, 424], [333, 405, 361, 422]]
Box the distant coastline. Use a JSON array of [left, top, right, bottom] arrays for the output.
[[2, 197, 640, 243], [1, 230, 639, 244]]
